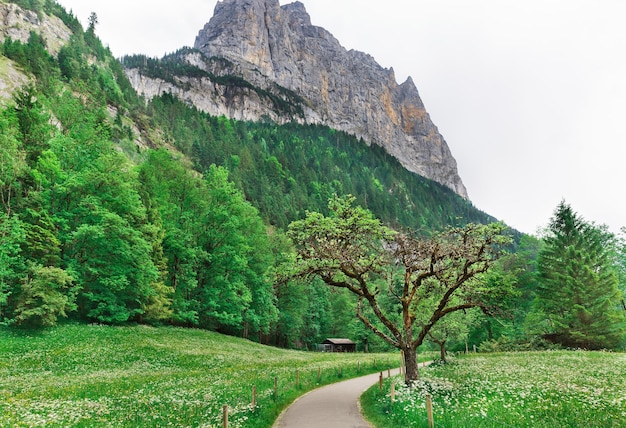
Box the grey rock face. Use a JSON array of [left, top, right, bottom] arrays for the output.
[[0, 3, 72, 55], [134, 0, 468, 198], [195, 0, 467, 198], [0, 3, 72, 102]]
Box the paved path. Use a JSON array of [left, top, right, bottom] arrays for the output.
[[273, 368, 402, 428]]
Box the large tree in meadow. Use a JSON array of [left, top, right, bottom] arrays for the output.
[[286, 196, 511, 383], [530, 201, 625, 349]]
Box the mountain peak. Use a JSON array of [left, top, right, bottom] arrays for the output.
[[281, 2, 311, 26], [189, 0, 468, 198]]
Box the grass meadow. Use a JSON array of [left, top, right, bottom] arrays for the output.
[[0, 323, 398, 427], [362, 350, 626, 428]]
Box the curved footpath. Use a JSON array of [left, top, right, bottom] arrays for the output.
[[273, 368, 402, 428]]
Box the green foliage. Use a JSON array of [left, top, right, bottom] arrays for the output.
[[0, 108, 27, 215], [0, 22, 168, 325], [616, 230, 626, 308], [287, 194, 396, 281], [13, 85, 54, 163], [20, 207, 61, 266], [0, 213, 26, 322], [137, 150, 277, 334], [2, 31, 58, 90], [10, 0, 45, 15], [7, 0, 67, 20], [529, 201, 625, 349], [145, 93, 494, 231], [286, 196, 512, 381], [14, 265, 76, 326], [426, 308, 481, 361], [67, 200, 158, 323]]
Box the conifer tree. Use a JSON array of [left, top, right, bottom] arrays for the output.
[[531, 201, 625, 349]]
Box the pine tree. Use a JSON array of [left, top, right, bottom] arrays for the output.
[[531, 201, 625, 349]]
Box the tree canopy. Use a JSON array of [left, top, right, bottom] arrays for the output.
[[287, 195, 513, 382], [529, 201, 625, 349]]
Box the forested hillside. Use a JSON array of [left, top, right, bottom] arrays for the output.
[[1, 1, 623, 352], [121, 50, 492, 230]]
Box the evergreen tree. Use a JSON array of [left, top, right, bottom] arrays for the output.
[[530, 201, 625, 349], [0, 213, 26, 322], [0, 108, 27, 216]]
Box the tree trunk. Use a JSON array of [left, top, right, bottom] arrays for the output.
[[439, 341, 447, 362], [403, 345, 420, 384]]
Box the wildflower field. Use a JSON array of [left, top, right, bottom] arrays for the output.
[[0, 324, 397, 427], [362, 351, 626, 427]]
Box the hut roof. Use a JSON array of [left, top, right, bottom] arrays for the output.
[[323, 338, 356, 345]]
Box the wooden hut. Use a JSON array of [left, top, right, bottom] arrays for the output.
[[321, 338, 356, 353]]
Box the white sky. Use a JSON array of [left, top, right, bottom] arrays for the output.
[[56, 0, 626, 235]]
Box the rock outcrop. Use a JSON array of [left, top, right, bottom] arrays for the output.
[[0, 3, 72, 55], [0, 3, 72, 103], [129, 0, 468, 198]]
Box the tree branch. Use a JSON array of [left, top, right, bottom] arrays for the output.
[[357, 298, 400, 348]]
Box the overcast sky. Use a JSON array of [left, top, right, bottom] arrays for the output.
[[56, 0, 626, 235]]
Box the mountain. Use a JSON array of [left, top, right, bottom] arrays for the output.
[[125, 0, 468, 199], [0, 0, 497, 344]]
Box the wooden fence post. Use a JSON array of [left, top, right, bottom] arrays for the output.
[[273, 377, 278, 400], [223, 404, 229, 428], [317, 367, 321, 382], [426, 394, 434, 428], [296, 369, 300, 388], [387, 367, 391, 377], [251, 385, 257, 407], [358, 361, 360, 373], [391, 381, 395, 403], [378, 372, 383, 392]]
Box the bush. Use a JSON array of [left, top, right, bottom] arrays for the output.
[[14, 265, 77, 327], [478, 336, 561, 353]]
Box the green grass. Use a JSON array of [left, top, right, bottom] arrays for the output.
[[362, 350, 626, 428], [0, 323, 398, 427]]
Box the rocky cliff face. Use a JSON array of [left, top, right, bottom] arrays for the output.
[[0, 3, 71, 101], [0, 3, 71, 55], [128, 0, 468, 198]]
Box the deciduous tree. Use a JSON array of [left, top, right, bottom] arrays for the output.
[[426, 306, 480, 362], [14, 265, 76, 327], [287, 196, 511, 383]]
